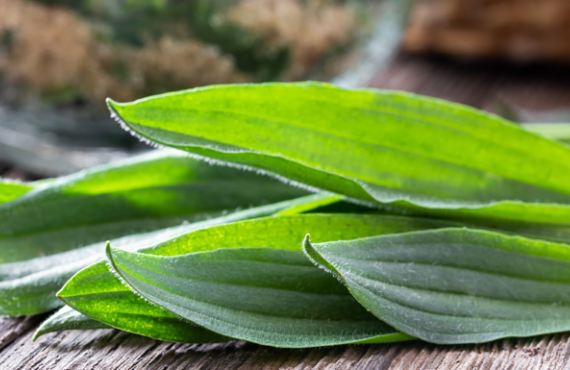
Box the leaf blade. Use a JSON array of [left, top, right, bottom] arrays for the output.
[[304, 228, 570, 344], [107, 82, 570, 225], [106, 244, 412, 347]]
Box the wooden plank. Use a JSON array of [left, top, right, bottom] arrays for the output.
[[1, 318, 570, 370]]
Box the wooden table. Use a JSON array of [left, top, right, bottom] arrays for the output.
[[3, 53, 570, 369], [1, 315, 568, 369]]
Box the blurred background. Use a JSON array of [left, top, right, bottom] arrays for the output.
[[0, 0, 569, 179]]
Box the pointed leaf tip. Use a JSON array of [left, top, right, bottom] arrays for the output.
[[105, 97, 117, 106], [302, 234, 342, 280], [106, 98, 122, 118], [104, 242, 116, 268]]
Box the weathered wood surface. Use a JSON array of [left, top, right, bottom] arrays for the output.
[[3, 54, 570, 369], [1, 315, 569, 370]]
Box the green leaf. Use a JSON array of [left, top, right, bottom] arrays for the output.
[[107, 82, 570, 225], [59, 214, 455, 345], [35, 194, 339, 340], [106, 245, 412, 348], [0, 180, 33, 204], [33, 305, 112, 341], [304, 228, 570, 344], [1, 149, 307, 262], [0, 150, 308, 315], [273, 194, 344, 216], [52, 258, 231, 343]]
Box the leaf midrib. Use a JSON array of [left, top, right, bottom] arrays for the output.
[[127, 264, 355, 299], [329, 252, 570, 285], [146, 284, 382, 333], [151, 87, 534, 159], [345, 272, 570, 309], [350, 275, 570, 338]]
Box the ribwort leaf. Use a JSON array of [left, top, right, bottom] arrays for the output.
[[304, 228, 570, 344], [108, 82, 570, 226]]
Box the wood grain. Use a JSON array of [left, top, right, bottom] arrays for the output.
[[1, 317, 570, 370]]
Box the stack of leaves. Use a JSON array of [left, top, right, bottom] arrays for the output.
[[4, 82, 570, 348]]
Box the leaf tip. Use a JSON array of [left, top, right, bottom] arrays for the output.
[[104, 241, 113, 261], [31, 331, 40, 342], [302, 233, 315, 260], [55, 284, 66, 300], [302, 236, 344, 283], [105, 97, 119, 109], [106, 98, 125, 124]]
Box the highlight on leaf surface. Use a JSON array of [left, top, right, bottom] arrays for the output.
[[107, 82, 570, 225], [304, 228, 570, 344], [57, 214, 456, 345], [0, 180, 34, 204]]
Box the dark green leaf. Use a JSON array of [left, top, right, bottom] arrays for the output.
[[107, 82, 570, 225], [107, 245, 412, 347], [59, 214, 454, 345], [0, 150, 308, 315], [304, 228, 570, 344]]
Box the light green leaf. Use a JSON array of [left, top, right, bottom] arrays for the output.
[[107, 82, 570, 225], [58, 214, 454, 345], [0, 180, 33, 204], [35, 194, 338, 340], [0, 150, 308, 315], [53, 258, 230, 343], [304, 228, 570, 344]]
